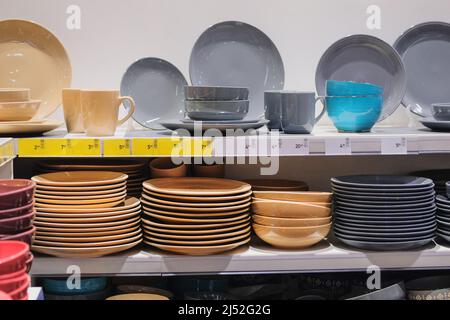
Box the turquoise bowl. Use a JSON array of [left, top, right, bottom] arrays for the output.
[[42, 277, 108, 295], [326, 80, 384, 96], [326, 96, 383, 132]]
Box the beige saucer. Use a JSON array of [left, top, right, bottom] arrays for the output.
[[143, 206, 249, 218], [33, 234, 142, 248], [0, 100, 41, 121], [106, 293, 169, 301], [33, 197, 139, 213], [142, 193, 251, 208], [33, 215, 141, 229], [36, 225, 140, 238], [142, 222, 251, 236], [31, 239, 142, 258], [142, 215, 251, 230], [0, 120, 63, 134], [252, 199, 331, 218], [34, 210, 140, 224], [32, 171, 128, 187], [35, 197, 125, 209], [36, 181, 126, 192], [253, 191, 333, 203], [143, 211, 249, 224], [35, 206, 141, 218], [35, 220, 141, 233], [143, 190, 253, 203], [141, 197, 250, 213], [145, 232, 250, 246], [253, 215, 332, 228], [35, 189, 127, 199], [144, 238, 250, 255], [35, 229, 141, 243], [144, 226, 251, 241]]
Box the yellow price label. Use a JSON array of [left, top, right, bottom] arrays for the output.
[[181, 138, 213, 157], [132, 138, 183, 156], [18, 138, 101, 157], [103, 139, 132, 156]]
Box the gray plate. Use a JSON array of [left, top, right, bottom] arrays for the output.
[[436, 195, 450, 204], [333, 190, 434, 202], [120, 57, 187, 129], [335, 199, 435, 210], [439, 233, 450, 243], [335, 219, 436, 231], [331, 175, 433, 188], [335, 209, 436, 220], [437, 216, 450, 224], [336, 236, 434, 251], [315, 34, 406, 122], [181, 118, 261, 124], [334, 231, 435, 242], [331, 184, 435, 195], [187, 111, 246, 121], [420, 119, 450, 132], [394, 22, 450, 117], [159, 120, 269, 132], [189, 21, 285, 118], [334, 195, 435, 205], [334, 225, 436, 238]]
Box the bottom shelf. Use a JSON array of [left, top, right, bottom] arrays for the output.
[[30, 237, 450, 277]]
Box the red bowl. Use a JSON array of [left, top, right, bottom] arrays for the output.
[[0, 203, 34, 220], [0, 241, 29, 275], [0, 211, 35, 234], [0, 226, 36, 246], [0, 180, 35, 210], [25, 252, 33, 273], [0, 267, 26, 281], [0, 290, 12, 300], [0, 272, 28, 294], [9, 275, 30, 300]]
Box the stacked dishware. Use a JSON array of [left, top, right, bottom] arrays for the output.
[[332, 175, 437, 251], [435, 192, 450, 243], [251, 191, 332, 249], [31, 171, 142, 258], [35, 159, 149, 198], [244, 179, 309, 192], [141, 177, 252, 255], [0, 241, 31, 300], [412, 169, 450, 195]]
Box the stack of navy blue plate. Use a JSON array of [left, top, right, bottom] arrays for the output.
[[435, 194, 450, 242]]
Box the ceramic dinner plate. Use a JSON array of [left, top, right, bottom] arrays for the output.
[[34, 210, 140, 224], [32, 239, 142, 258], [37, 159, 146, 171], [35, 230, 141, 244], [159, 119, 269, 132], [336, 237, 434, 251], [0, 20, 71, 119], [142, 215, 251, 230], [33, 215, 141, 229], [35, 219, 141, 233], [334, 226, 436, 238], [36, 226, 141, 238], [334, 196, 435, 206], [332, 189, 434, 201], [331, 175, 433, 188], [335, 219, 436, 231], [334, 210, 436, 221], [143, 211, 249, 224], [33, 197, 140, 213], [420, 119, 450, 132], [36, 181, 127, 192], [315, 34, 406, 122], [32, 171, 128, 187], [0, 120, 63, 135], [335, 199, 435, 211], [334, 230, 435, 242], [144, 238, 250, 255], [190, 21, 284, 118], [331, 184, 434, 194], [35, 206, 141, 218], [35, 189, 127, 199], [33, 234, 142, 248], [143, 190, 253, 203], [145, 227, 250, 241], [141, 197, 250, 213], [35, 198, 124, 209], [142, 223, 251, 236], [143, 193, 251, 207], [121, 57, 187, 129], [394, 22, 450, 117], [35, 192, 126, 204], [144, 178, 251, 196], [145, 232, 250, 246], [143, 206, 250, 219]]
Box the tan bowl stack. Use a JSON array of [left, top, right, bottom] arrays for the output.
[[251, 191, 333, 249]]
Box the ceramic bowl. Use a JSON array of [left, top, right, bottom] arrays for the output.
[[0, 180, 35, 210], [252, 199, 331, 218], [0, 88, 30, 103], [0, 202, 34, 220], [0, 290, 12, 300], [8, 275, 30, 300], [25, 253, 33, 273], [106, 293, 169, 300], [326, 80, 383, 97], [116, 285, 174, 299], [0, 211, 35, 234], [185, 100, 249, 121], [245, 179, 309, 191], [192, 164, 225, 178], [43, 277, 108, 295], [0, 241, 29, 275], [253, 215, 331, 227], [325, 95, 383, 132], [0, 273, 29, 296], [406, 276, 450, 300], [185, 86, 249, 101], [0, 100, 41, 121], [149, 158, 188, 178], [253, 223, 331, 249], [0, 227, 35, 246], [432, 103, 450, 121]]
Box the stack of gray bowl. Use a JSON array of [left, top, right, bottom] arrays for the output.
[[435, 192, 450, 243], [184, 86, 250, 121], [332, 175, 437, 251]]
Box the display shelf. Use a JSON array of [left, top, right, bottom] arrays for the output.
[[30, 238, 450, 277]]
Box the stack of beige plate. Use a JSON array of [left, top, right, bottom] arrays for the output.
[[141, 177, 252, 255], [35, 159, 149, 198], [30, 171, 142, 258], [251, 191, 333, 249]]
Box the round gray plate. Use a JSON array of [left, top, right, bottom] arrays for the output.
[[334, 195, 435, 205], [394, 22, 450, 117], [334, 225, 436, 238], [120, 57, 187, 128], [336, 236, 434, 251], [333, 190, 434, 202], [315, 34, 406, 122], [160, 120, 269, 132], [331, 175, 433, 188], [189, 21, 285, 119], [335, 199, 435, 210], [335, 219, 436, 231], [335, 209, 436, 219], [334, 230, 435, 243], [420, 119, 450, 132], [331, 184, 435, 195]]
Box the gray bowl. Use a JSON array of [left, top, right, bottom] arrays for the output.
[[185, 86, 249, 101], [185, 100, 249, 121]]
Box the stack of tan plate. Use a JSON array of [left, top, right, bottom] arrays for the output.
[[30, 171, 142, 258], [141, 177, 252, 255], [251, 191, 333, 249], [35, 159, 149, 198]]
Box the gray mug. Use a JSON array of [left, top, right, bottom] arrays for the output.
[[281, 91, 325, 134], [264, 91, 283, 130]]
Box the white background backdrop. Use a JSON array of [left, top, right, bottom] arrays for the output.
[[1, 0, 450, 126]]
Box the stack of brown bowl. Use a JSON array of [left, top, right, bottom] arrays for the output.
[[251, 191, 333, 249], [141, 177, 252, 255], [244, 179, 309, 191], [35, 159, 149, 198], [31, 171, 142, 258]]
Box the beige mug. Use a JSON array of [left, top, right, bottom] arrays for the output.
[[62, 89, 84, 133], [81, 90, 135, 136]]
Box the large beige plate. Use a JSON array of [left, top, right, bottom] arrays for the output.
[[252, 199, 331, 218], [35, 229, 141, 243], [35, 220, 141, 233], [142, 215, 250, 229], [143, 178, 251, 196], [33, 234, 142, 248], [144, 238, 250, 255], [142, 193, 251, 208], [35, 189, 127, 199], [37, 159, 146, 171], [143, 190, 253, 203], [143, 211, 249, 224], [36, 168, 144, 177], [141, 197, 250, 213], [143, 207, 249, 218], [142, 222, 251, 235], [36, 225, 140, 238], [0, 120, 62, 134], [34, 210, 140, 223], [36, 206, 141, 218], [33, 215, 141, 228], [253, 191, 333, 203], [144, 226, 251, 241], [31, 239, 142, 258], [32, 171, 128, 187], [0, 20, 72, 119], [33, 197, 140, 213], [36, 181, 126, 192], [34, 192, 127, 209], [145, 232, 250, 246]]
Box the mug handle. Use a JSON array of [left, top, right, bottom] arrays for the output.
[[117, 96, 136, 125], [315, 96, 327, 124]]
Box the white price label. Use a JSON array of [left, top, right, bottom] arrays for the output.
[[212, 138, 225, 157], [381, 137, 407, 155], [325, 138, 351, 155], [246, 137, 259, 157], [281, 138, 309, 155]]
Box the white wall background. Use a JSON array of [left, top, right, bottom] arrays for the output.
[[1, 0, 450, 127]]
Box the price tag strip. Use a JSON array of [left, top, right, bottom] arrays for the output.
[[132, 138, 213, 157], [18, 138, 101, 157], [381, 137, 407, 155], [280, 138, 310, 156], [103, 139, 132, 157], [325, 137, 352, 155]]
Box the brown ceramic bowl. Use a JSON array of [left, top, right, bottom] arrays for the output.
[[0, 226, 36, 246], [0, 180, 35, 210], [192, 164, 225, 178], [150, 158, 188, 178], [253, 191, 332, 203], [252, 199, 331, 218], [245, 179, 309, 191], [0, 202, 34, 220], [0, 211, 35, 234], [253, 223, 331, 249], [253, 215, 332, 227]]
